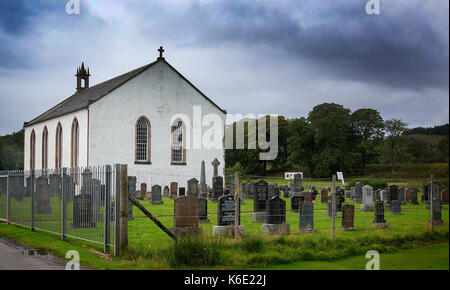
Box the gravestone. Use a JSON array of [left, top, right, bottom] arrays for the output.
[[388, 185, 398, 205], [430, 181, 441, 200], [298, 201, 315, 233], [442, 189, 449, 205], [404, 188, 412, 203], [341, 204, 355, 231], [73, 194, 95, 228], [345, 189, 351, 199], [410, 189, 419, 204], [170, 182, 178, 199], [187, 178, 199, 197], [211, 176, 224, 202], [290, 195, 304, 212], [268, 184, 277, 199], [171, 195, 202, 237], [360, 185, 374, 211], [179, 187, 186, 196], [327, 201, 337, 218], [292, 174, 302, 194], [390, 200, 403, 215], [304, 192, 312, 202], [198, 197, 209, 224], [398, 187, 406, 205], [211, 158, 220, 177], [372, 201, 388, 228], [375, 189, 381, 201], [49, 174, 61, 197], [35, 177, 52, 214], [213, 195, 244, 236], [200, 161, 208, 199], [251, 180, 269, 222], [380, 190, 388, 202], [85, 177, 103, 221], [262, 196, 289, 235], [246, 182, 255, 199], [355, 182, 363, 203], [351, 187, 355, 199], [321, 189, 328, 204], [431, 198, 444, 225], [163, 186, 170, 198], [141, 183, 148, 200], [151, 185, 163, 204]]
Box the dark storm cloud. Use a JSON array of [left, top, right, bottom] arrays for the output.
[[165, 0, 448, 91], [0, 0, 99, 69]]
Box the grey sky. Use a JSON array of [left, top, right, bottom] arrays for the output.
[[0, 0, 448, 135]]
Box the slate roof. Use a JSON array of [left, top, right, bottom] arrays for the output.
[[25, 58, 226, 127]]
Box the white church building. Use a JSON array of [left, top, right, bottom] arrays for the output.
[[23, 47, 226, 189]]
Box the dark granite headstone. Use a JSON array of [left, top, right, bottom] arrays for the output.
[[388, 185, 398, 205], [321, 189, 328, 204], [187, 178, 199, 197], [391, 200, 403, 215], [36, 177, 51, 214], [410, 189, 418, 204], [442, 189, 449, 204], [198, 197, 209, 223], [431, 198, 443, 225], [212, 176, 224, 201], [298, 201, 315, 232], [355, 182, 363, 203], [254, 180, 269, 212], [151, 185, 163, 204], [372, 201, 387, 226], [217, 195, 238, 226], [179, 187, 186, 196], [266, 196, 286, 224], [73, 194, 95, 228], [290, 195, 304, 212]]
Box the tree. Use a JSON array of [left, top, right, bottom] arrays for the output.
[[350, 108, 384, 175], [384, 118, 408, 173], [287, 117, 315, 175], [307, 103, 353, 177]]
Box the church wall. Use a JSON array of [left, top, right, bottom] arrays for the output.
[[23, 108, 89, 171], [88, 61, 226, 190]]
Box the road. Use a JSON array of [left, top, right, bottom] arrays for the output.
[[0, 237, 70, 270]]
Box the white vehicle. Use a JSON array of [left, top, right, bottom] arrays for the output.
[[284, 172, 303, 180]]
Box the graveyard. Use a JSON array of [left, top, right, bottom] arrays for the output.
[[0, 175, 448, 270]]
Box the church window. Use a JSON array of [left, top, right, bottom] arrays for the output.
[[171, 120, 186, 164], [42, 127, 48, 170], [135, 116, 151, 163], [71, 118, 79, 168], [30, 130, 36, 170], [55, 123, 63, 169]]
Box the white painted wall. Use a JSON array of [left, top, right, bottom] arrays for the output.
[[88, 60, 226, 190], [24, 109, 89, 171]]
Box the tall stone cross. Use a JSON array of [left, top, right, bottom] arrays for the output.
[[158, 46, 165, 59], [211, 158, 220, 177]]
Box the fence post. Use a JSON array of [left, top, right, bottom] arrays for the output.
[[61, 168, 67, 241], [331, 174, 336, 240], [234, 172, 240, 240], [114, 164, 121, 256], [104, 165, 111, 254], [119, 164, 128, 252], [30, 170, 35, 232], [430, 175, 434, 231], [6, 171, 10, 225]]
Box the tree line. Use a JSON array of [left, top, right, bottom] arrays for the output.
[[225, 103, 449, 177]]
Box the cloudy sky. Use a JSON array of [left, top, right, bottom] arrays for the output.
[[0, 0, 448, 135]]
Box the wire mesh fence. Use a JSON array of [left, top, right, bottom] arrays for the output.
[[0, 165, 119, 254]]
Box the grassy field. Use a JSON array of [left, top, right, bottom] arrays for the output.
[[0, 184, 448, 270]]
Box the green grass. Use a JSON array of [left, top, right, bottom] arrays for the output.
[[1, 190, 448, 269], [254, 242, 449, 270]]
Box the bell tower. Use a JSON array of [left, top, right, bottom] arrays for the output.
[[76, 62, 90, 93]]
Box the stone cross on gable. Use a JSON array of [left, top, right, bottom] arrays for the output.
[[211, 158, 220, 177], [158, 46, 165, 59]]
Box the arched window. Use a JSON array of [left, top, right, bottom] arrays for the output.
[[42, 127, 48, 170], [135, 116, 151, 163], [71, 118, 79, 168], [30, 130, 36, 170], [55, 123, 63, 169], [171, 120, 186, 164]]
